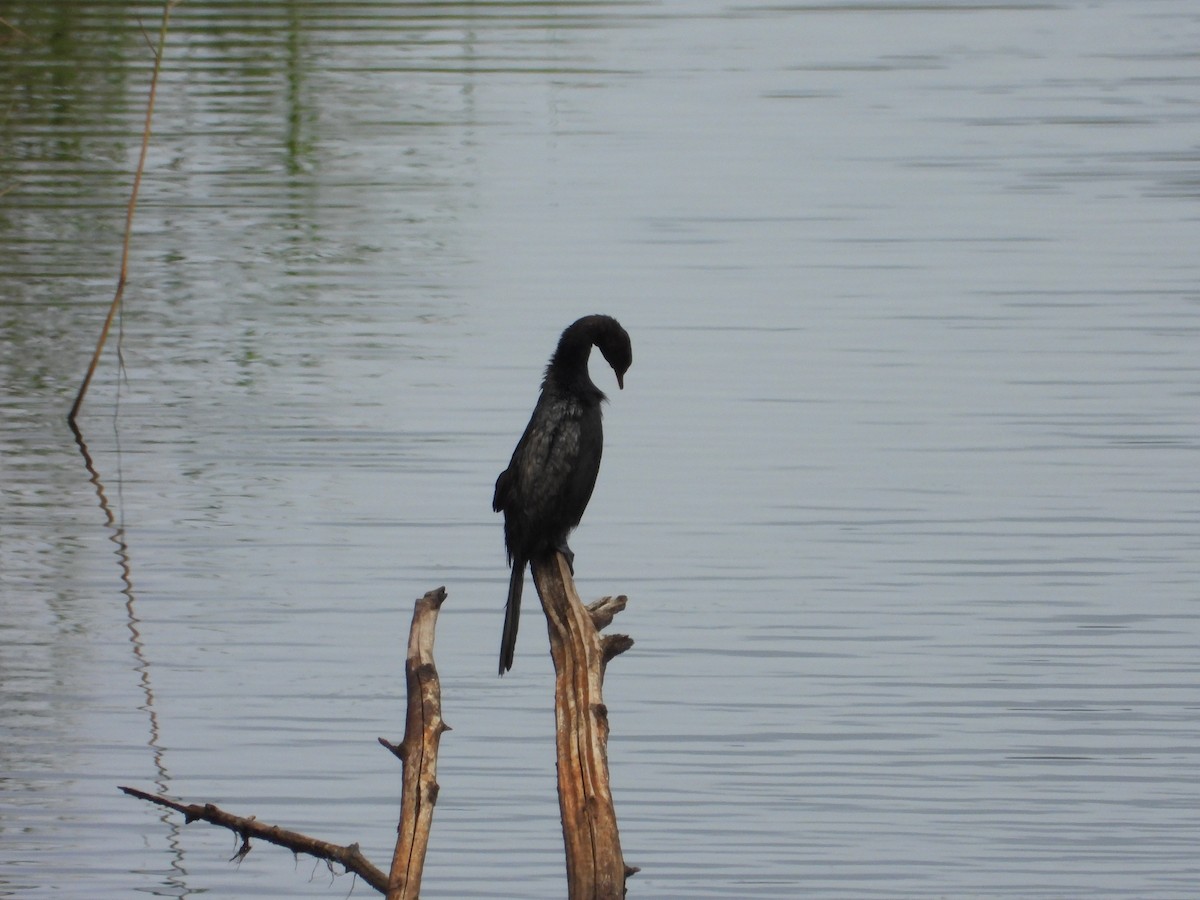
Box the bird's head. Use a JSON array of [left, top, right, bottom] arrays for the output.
[[593, 317, 632, 390]]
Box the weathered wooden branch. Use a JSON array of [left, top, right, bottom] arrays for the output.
[[117, 785, 389, 891], [379, 585, 449, 900], [531, 552, 636, 899], [121, 587, 449, 897]]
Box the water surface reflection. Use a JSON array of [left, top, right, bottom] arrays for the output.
[[2, 1, 1199, 898]]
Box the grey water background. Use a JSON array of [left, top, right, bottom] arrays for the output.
[[2, 1, 1199, 897]]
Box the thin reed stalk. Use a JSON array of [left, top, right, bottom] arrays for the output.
[[68, 0, 180, 427]]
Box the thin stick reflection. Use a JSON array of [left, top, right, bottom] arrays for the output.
[[71, 417, 191, 896]]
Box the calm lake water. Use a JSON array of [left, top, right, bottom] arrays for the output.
[[3, 1, 1199, 897]]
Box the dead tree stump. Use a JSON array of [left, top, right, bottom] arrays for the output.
[[531, 552, 635, 900], [379, 586, 449, 900]]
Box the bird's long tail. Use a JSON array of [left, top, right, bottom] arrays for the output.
[[499, 558, 525, 674]]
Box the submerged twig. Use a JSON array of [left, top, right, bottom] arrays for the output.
[[67, 0, 181, 427]]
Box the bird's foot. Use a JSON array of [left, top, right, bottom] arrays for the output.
[[556, 542, 576, 574]]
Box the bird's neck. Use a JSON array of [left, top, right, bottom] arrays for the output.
[[544, 353, 604, 402]]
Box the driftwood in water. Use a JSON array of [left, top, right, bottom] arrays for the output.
[[121, 586, 449, 899], [531, 552, 637, 899]]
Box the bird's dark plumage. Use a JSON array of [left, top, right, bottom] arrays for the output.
[[493, 314, 632, 674]]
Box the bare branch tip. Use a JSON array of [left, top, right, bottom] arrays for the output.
[[601, 633, 635, 663], [377, 736, 406, 761]]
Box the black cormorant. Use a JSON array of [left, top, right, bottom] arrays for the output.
[[493, 314, 632, 674]]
